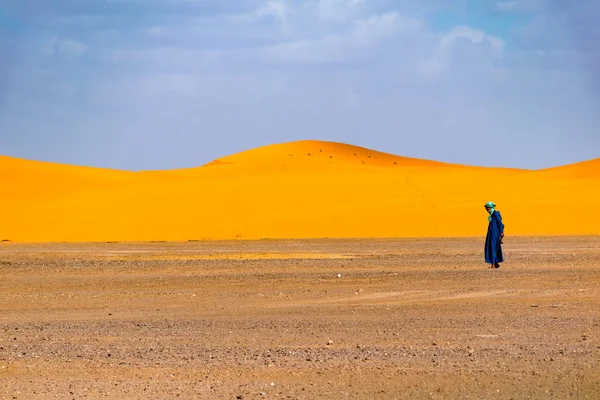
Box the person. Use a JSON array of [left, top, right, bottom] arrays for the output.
[[484, 201, 504, 269]]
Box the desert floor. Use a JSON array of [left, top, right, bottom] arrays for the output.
[[1, 237, 599, 399]]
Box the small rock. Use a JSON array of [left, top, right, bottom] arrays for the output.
[[259, 392, 266, 397], [337, 274, 342, 278], [327, 340, 333, 346], [531, 304, 539, 308], [236, 395, 244, 400]]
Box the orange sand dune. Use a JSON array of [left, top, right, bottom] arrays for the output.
[[533, 157, 600, 179], [1, 140, 598, 242]]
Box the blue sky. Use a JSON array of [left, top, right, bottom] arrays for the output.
[[0, 0, 598, 170]]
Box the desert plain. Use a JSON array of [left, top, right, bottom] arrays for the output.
[[1, 237, 600, 399]]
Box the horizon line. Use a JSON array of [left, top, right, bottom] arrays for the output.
[[0, 139, 598, 172]]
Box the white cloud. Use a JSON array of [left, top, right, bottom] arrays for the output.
[[416, 26, 505, 79], [259, 11, 420, 63], [41, 38, 88, 57], [41, 37, 59, 57], [58, 39, 88, 56], [486, 36, 506, 54], [495, 1, 520, 12], [148, 26, 169, 37], [261, 35, 346, 63], [315, 0, 365, 22], [256, 1, 294, 23], [350, 12, 400, 44], [440, 26, 486, 47], [110, 47, 224, 71], [441, 26, 504, 55], [494, 0, 548, 14]]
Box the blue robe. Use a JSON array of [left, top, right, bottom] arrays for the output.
[[485, 211, 504, 264]]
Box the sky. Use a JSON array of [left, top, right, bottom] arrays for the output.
[[0, 0, 599, 170]]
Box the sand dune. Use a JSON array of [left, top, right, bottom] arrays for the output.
[[533, 158, 600, 179], [1, 140, 598, 242]]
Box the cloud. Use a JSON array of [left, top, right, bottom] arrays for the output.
[[57, 39, 88, 56], [260, 11, 419, 64], [441, 26, 504, 54], [148, 26, 168, 37], [256, 1, 293, 22], [418, 26, 505, 79], [495, 1, 520, 12], [493, 0, 548, 14], [39, 37, 88, 58], [350, 12, 402, 44], [315, 0, 365, 23]]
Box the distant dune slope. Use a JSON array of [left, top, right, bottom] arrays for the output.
[[1, 141, 598, 242], [532, 158, 600, 179], [0, 156, 137, 199]]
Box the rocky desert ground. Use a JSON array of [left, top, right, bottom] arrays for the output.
[[1, 237, 599, 399]]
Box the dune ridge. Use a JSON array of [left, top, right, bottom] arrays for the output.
[[207, 140, 449, 168], [1, 140, 599, 242]]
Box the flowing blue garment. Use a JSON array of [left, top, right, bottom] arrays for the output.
[[485, 211, 505, 264]]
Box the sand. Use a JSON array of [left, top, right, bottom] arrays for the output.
[[1, 237, 599, 399], [1, 140, 599, 242]]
